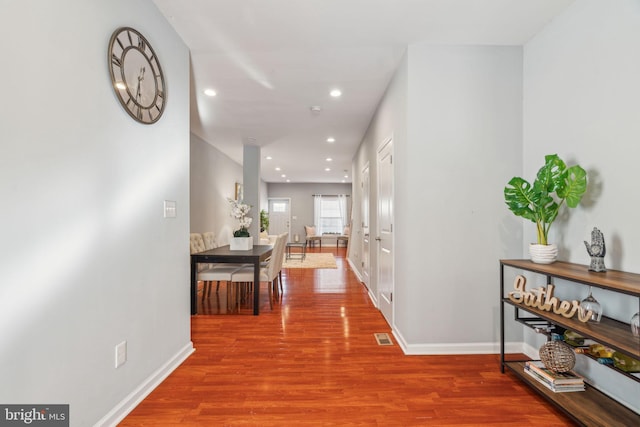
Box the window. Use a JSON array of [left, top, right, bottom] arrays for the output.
[[272, 202, 286, 213], [319, 198, 342, 234], [313, 195, 349, 234]]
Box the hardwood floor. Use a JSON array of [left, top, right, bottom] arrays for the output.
[[120, 247, 574, 426]]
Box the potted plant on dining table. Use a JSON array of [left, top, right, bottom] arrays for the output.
[[228, 198, 253, 250]]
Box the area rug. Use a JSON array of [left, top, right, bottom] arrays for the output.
[[282, 253, 337, 269]]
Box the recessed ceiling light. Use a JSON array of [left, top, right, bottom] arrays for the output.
[[286, 179, 291, 183], [326, 158, 332, 162], [330, 89, 342, 97], [204, 88, 217, 97], [310, 105, 322, 113], [275, 167, 281, 171], [342, 180, 346, 183], [344, 174, 349, 178], [281, 174, 286, 178], [327, 137, 335, 143], [265, 156, 273, 160], [325, 168, 331, 172]]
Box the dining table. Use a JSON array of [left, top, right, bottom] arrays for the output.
[[190, 244, 273, 315]]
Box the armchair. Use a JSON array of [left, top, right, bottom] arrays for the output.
[[305, 225, 322, 248]]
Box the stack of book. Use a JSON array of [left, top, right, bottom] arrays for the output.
[[524, 361, 585, 393]]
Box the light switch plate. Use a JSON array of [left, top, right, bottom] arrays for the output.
[[164, 200, 177, 218], [115, 341, 127, 368]]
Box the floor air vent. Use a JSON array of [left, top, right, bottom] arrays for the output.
[[374, 333, 393, 346]]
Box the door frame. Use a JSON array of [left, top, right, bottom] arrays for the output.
[[376, 136, 394, 326], [361, 162, 371, 291], [267, 197, 291, 241]]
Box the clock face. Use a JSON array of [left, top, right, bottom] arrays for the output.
[[108, 27, 166, 124]]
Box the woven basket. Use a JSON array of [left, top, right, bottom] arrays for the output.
[[539, 341, 576, 372]]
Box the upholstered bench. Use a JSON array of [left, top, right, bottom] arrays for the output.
[[305, 226, 350, 249]]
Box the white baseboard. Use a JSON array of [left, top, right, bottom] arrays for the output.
[[95, 341, 195, 427], [522, 341, 539, 359], [393, 329, 528, 355], [367, 289, 378, 307], [346, 257, 377, 306], [346, 257, 362, 282]]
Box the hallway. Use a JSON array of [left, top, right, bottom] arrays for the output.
[[120, 248, 571, 426]]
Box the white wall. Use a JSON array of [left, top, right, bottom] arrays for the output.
[[396, 45, 523, 352], [524, 0, 640, 270], [190, 133, 244, 246], [267, 182, 352, 240], [190, 135, 270, 245], [352, 45, 522, 353], [351, 52, 409, 302], [522, 0, 640, 412], [0, 1, 191, 425]]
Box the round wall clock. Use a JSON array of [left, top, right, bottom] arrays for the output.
[[108, 27, 166, 124]]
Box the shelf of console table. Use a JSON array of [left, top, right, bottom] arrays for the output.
[[505, 361, 639, 427], [502, 299, 639, 360], [501, 259, 640, 295]]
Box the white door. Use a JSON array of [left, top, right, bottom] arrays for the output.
[[377, 138, 394, 325], [361, 164, 370, 291], [268, 198, 291, 240]]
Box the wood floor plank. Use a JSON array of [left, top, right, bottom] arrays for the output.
[[120, 248, 574, 426]]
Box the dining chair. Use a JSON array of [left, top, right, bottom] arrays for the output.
[[263, 232, 287, 296], [198, 263, 244, 302], [202, 231, 217, 250], [230, 233, 287, 310], [190, 233, 214, 297], [201, 231, 223, 293], [275, 232, 288, 295], [190, 232, 243, 300], [190, 233, 207, 255]]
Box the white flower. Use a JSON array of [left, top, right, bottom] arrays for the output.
[[227, 198, 252, 236]]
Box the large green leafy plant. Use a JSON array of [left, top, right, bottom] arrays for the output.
[[504, 154, 587, 245]]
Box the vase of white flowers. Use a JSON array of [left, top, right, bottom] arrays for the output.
[[228, 198, 253, 250]]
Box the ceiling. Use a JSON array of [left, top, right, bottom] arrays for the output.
[[153, 0, 574, 183]]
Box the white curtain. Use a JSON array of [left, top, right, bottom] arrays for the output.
[[313, 194, 349, 234], [313, 194, 322, 233], [337, 194, 348, 232]]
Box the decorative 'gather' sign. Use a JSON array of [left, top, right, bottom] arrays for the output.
[[508, 275, 592, 322]]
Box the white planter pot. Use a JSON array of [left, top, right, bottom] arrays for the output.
[[529, 243, 558, 264], [230, 236, 253, 251]]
